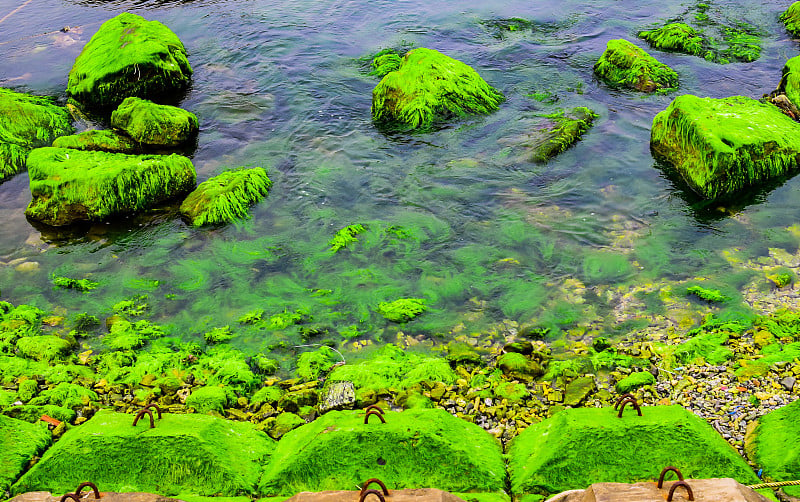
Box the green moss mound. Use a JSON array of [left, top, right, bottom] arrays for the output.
[[12, 409, 275, 496], [52, 129, 138, 153], [779, 56, 800, 111], [329, 224, 366, 252], [186, 385, 231, 414], [377, 298, 426, 322], [528, 107, 597, 163], [258, 408, 505, 495], [639, 23, 704, 56], [781, 2, 800, 37], [25, 147, 196, 226], [372, 47, 504, 130], [687, 285, 727, 302], [15, 335, 74, 362], [29, 382, 98, 409], [614, 371, 655, 393], [594, 39, 678, 93], [0, 415, 51, 494], [0, 88, 73, 182], [370, 52, 402, 78], [67, 12, 192, 110], [53, 276, 99, 291], [651, 95, 800, 199], [179, 167, 271, 226], [508, 405, 758, 497], [746, 399, 800, 492], [111, 97, 198, 146]]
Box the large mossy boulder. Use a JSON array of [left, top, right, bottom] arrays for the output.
[[777, 56, 800, 112], [372, 47, 504, 130], [525, 107, 597, 163], [0, 415, 51, 494], [52, 129, 138, 153], [639, 23, 704, 57], [508, 405, 758, 498], [111, 97, 198, 146], [11, 410, 275, 496], [745, 399, 800, 498], [179, 167, 271, 226], [594, 39, 678, 93], [258, 408, 505, 495], [25, 147, 196, 226], [67, 13, 192, 110], [651, 95, 800, 199], [0, 89, 73, 182], [781, 2, 800, 37]]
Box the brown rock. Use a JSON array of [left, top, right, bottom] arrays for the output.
[[545, 478, 772, 502], [284, 488, 466, 502], [9, 492, 185, 502]]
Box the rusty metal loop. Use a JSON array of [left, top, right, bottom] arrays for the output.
[[142, 403, 162, 419], [360, 478, 389, 497], [667, 480, 694, 501], [614, 393, 637, 409], [364, 404, 385, 415], [616, 397, 642, 418], [132, 409, 155, 428], [74, 482, 101, 499], [60, 495, 81, 502], [360, 489, 386, 502], [364, 409, 386, 424], [658, 466, 685, 488]]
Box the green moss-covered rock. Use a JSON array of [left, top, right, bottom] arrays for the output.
[[104, 319, 164, 350], [67, 13, 192, 110], [614, 371, 655, 393], [651, 95, 800, 199], [508, 405, 758, 497], [527, 107, 597, 163], [687, 285, 727, 302], [186, 385, 231, 414], [372, 47, 504, 130], [639, 23, 704, 56], [377, 298, 426, 323], [53, 276, 99, 291], [111, 97, 198, 146], [778, 56, 800, 112], [52, 129, 138, 153], [25, 147, 196, 226], [179, 167, 271, 226], [29, 382, 98, 409], [258, 408, 505, 495], [12, 409, 275, 496], [267, 412, 306, 440], [497, 352, 543, 382], [781, 2, 800, 37], [0, 415, 51, 494], [15, 335, 75, 362], [369, 51, 403, 78], [0, 88, 73, 182], [564, 376, 596, 406], [16, 379, 38, 402], [1, 404, 76, 424], [594, 39, 678, 93], [746, 399, 800, 497]]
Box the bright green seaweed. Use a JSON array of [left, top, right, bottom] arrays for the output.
[[111, 97, 199, 146], [0, 415, 51, 495], [52, 129, 138, 153], [639, 23, 705, 56], [594, 39, 678, 93], [746, 399, 800, 497], [179, 168, 272, 226], [781, 2, 800, 37]]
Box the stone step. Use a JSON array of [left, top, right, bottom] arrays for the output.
[[545, 478, 771, 502]]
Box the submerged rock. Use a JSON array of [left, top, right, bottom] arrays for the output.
[[179, 167, 271, 226], [650, 95, 800, 199], [111, 97, 198, 146], [67, 13, 192, 110], [638, 23, 705, 57], [774, 56, 800, 116], [594, 39, 678, 93], [781, 2, 800, 37], [372, 47, 504, 130], [745, 399, 800, 499], [0, 415, 51, 495], [25, 147, 196, 226], [52, 129, 138, 153], [0, 88, 73, 182], [525, 107, 597, 163]]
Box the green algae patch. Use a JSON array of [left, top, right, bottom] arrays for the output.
[[370, 52, 403, 78], [15, 335, 75, 362], [179, 167, 271, 226], [0, 88, 74, 182], [186, 385, 231, 414], [782, 2, 800, 37], [29, 382, 98, 409], [778, 56, 800, 112], [329, 224, 366, 252], [639, 23, 704, 56], [12, 409, 275, 496], [258, 408, 504, 495], [67, 13, 192, 110], [614, 371, 655, 393], [377, 298, 426, 323], [651, 95, 800, 199], [0, 415, 51, 494], [25, 147, 196, 226], [746, 400, 800, 496], [594, 39, 678, 93], [104, 319, 164, 350], [508, 405, 758, 497], [372, 47, 504, 130], [53, 276, 99, 291], [1, 405, 76, 424], [526, 108, 597, 163], [687, 285, 727, 302], [52, 129, 138, 153], [111, 97, 199, 146]]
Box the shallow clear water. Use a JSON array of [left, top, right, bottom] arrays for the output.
[[0, 0, 798, 363]]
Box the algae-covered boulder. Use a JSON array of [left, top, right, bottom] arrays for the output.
[[111, 97, 198, 146], [777, 56, 800, 112], [179, 167, 272, 226], [15, 335, 74, 362], [651, 95, 800, 199], [781, 2, 800, 37], [524, 107, 597, 163], [0, 88, 73, 182], [25, 147, 196, 226], [372, 48, 504, 130], [508, 405, 758, 497], [11, 409, 275, 496], [594, 39, 678, 93], [52, 129, 138, 153], [639, 23, 704, 57], [67, 12, 192, 110], [0, 415, 51, 494], [745, 399, 800, 498], [258, 408, 505, 495]]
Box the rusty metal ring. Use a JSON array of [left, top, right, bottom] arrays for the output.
[[360, 489, 386, 502], [360, 478, 389, 497], [143, 403, 162, 419], [667, 480, 694, 501], [364, 404, 385, 415], [616, 397, 642, 418], [74, 482, 101, 499], [60, 495, 81, 502], [658, 466, 685, 488], [132, 409, 155, 428], [364, 409, 386, 424], [614, 393, 637, 409]]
